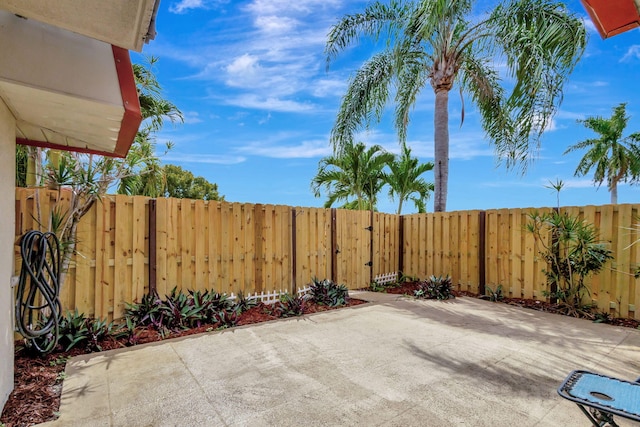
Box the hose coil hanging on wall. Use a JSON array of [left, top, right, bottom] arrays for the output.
[[15, 230, 62, 354]]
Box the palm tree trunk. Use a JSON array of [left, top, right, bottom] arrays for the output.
[[610, 182, 618, 204], [396, 198, 403, 215], [433, 89, 450, 212]]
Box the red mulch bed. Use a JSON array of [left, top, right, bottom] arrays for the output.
[[373, 281, 640, 328], [1, 298, 366, 427]]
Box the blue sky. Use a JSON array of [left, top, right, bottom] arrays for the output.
[[135, 0, 640, 213]]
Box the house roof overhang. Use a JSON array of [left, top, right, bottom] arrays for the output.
[[581, 0, 640, 38], [0, 0, 158, 52], [0, 12, 142, 157]]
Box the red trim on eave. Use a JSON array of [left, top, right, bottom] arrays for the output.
[[15, 46, 142, 158], [112, 45, 142, 157], [16, 137, 128, 157], [581, 0, 640, 39]]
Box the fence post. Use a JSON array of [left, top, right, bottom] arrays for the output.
[[291, 208, 297, 295], [369, 209, 374, 285], [550, 207, 559, 304], [148, 199, 157, 295], [331, 208, 337, 283], [254, 204, 264, 293], [398, 215, 404, 276], [478, 210, 486, 296]]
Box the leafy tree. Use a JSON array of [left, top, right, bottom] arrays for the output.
[[325, 0, 586, 211], [162, 164, 224, 201], [16, 144, 28, 187], [311, 142, 394, 210], [386, 144, 434, 214], [564, 103, 640, 204], [20, 57, 182, 289]]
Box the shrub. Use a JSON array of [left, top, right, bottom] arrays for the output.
[[58, 310, 119, 352], [85, 317, 120, 352], [527, 211, 613, 316], [162, 287, 206, 330], [414, 275, 454, 300], [273, 293, 307, 318], [309, 277, 349, 306], [480, 284, 504, 302], [124, 291, 164, 329], [213, 309, 239, 329], [58, 309, 88, 351], [233, 290, 258, 314]]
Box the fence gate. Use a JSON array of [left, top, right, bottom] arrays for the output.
[[334, 209, 372, 289]]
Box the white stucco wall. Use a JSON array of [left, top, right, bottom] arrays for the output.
[[0, 98, 15, 411]]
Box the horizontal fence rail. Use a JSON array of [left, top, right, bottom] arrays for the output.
[[14, 188, 640, 321]]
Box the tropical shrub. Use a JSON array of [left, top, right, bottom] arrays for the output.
[[58, 309, 88, 351], [58, 310, 119, 352], [414, 276, 455, 300], [480, 285, 504, 302], [273, 293, 307, 318], [526, 211, 613, 316], [309, 277, 349, 306]]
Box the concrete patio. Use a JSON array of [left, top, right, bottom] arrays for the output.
[[39, 291, 640, 426]]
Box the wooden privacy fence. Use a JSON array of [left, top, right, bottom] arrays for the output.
[[14, 189, 400, 321], [14, 188, 640, 321]]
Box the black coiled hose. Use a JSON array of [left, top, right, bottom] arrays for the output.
[[15, 230, 62, 354]]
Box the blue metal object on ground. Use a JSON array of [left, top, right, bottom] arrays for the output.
[[558, 370, 640, 427]]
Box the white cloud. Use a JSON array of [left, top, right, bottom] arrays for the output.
[[222, 94, 317, 112], [254, 15, 299, 33], [311, 78, 347, 98], [225, 54, 263, 87], [237, 139, 332, 158], [164, 153, 247, 164], [157, 0, 353, 114], [560, 178, 599, 189], [169, 0, 229, 13], [243, 0, 343, 16], [183, 111, 203, 124], [582, 17, 598, 35], [621, 45, 640, 62]]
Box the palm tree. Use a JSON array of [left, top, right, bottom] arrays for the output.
[[386, 144, 434, 214], [326, 0, 586, 212], [565, 103, 640, 204], [311, 142, 394, 210]]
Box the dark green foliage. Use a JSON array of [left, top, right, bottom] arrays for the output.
[[205, 291, 234, 313], [309, 278, 349, 306], [593, 311, 613, 324], [85, 318, 119, 352], [273, 293, 307, 318], [162, 287, 206, 329], [125, 287, 240, 334], [58, 309, 88, 351], [124, 291, 164, 329], [58, 310, 119, 352], [163, 164, 224, 201], [414, 275, 455, 300], [368, 281, 387, 292], [233, 291, 258, 313], [527, 211, 614, 316], [480, 285, 504, 302], [213, 310, 239, 329]]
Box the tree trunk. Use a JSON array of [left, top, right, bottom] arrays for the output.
[[433, 89, 450, 212], [610, 182, 618, 204]]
